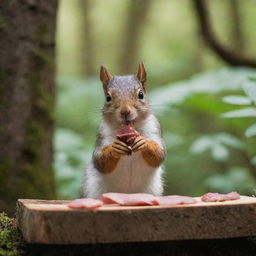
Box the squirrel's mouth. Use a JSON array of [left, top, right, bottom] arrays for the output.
[[120, 118, 135, 126], [118, 112, 138, 125], [124, 120, 132, 125]]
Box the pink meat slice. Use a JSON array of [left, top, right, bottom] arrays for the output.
[[201, 192, 240, 202], [156, 195, 197, 205], [68, 198, 103, 209], [101, 193, 158, 206], [116, 125, 140, 146]]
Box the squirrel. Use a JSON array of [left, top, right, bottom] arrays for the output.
[[83, 63, 166, 198]]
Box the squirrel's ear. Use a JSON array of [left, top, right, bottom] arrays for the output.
[[100, 65, 113, 90], [136, 62, 147, 89]]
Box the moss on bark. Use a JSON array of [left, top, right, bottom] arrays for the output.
[[0, 213, 24, 256], [0, 16, 5, 29]]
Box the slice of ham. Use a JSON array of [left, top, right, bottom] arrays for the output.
[[201, 192, 240, 202], [67, 192, 240, 210], [155, 195, 197, 205], [101, 193, 158, 206], [68, 198, 103, 209], [116, 125, 140, 146]]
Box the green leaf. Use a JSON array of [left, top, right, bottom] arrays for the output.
[[190, 133, 244, 162], [245, 123, 256, 137], [249, 77, 256, 82], [149, 67, 255, 113], [215, 133, 244, 149], [221, 107, 256, 118], [222, 95, 251, 105], [211, 144, 229, 161], [190, 137, 212, 154], [242, 79, 256, 104]]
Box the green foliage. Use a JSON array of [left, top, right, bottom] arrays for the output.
[[222, 78, 256, 119], [54, 128, 92, 198], [54, 67, 256, 198], [205, 167, 256, 195], [164, 133, 184, 149], [222, 95, 251, 105], [56, 77, 101, 134], [221, 77, 256, 139], [242, 78, 256, 104], [190, 133, 244, 161], [150, 67, 255, 112], [0, 213, 24, 256], [221, 107, 256, 118], [55, 77, 103, 198], [245, 123, 256, 137], [190, 76, 256, 195], [161, 69, 256, 195]]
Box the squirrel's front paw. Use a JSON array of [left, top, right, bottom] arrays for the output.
[[112, 140, 132, 157], [131, 136, 147, 152]]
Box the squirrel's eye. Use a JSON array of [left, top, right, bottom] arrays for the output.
[[106, 94, 112, 102], [138, 90, 144, 99]]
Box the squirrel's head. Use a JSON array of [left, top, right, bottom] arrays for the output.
[[100, 63, 150, 126]]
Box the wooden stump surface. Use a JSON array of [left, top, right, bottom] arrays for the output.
[[16, 196, 256, 244]]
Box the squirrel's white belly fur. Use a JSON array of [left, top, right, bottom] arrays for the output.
[[83, 115, 164, 198], [84, 154, 163, 199]]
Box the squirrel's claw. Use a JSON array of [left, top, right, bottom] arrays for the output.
[[114, 140, 128, 148], [112, 147, 130, 156], [132, 136, 147, 152], [112, 145, 131, 154], [112, 140, 132, 156]]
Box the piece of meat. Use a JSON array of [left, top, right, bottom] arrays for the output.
[[101, 193, 158, 206], [201, 192, 240, 202], [116, 125, 140, 146], [156, 195, 197, 205], [68, 198, 103, 209]]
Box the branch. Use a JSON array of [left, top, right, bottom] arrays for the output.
[[192, 0, 256, 68]]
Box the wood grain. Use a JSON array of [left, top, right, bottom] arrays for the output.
[[16, 196, 256, 244]]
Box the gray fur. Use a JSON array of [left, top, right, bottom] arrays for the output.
[[108, 75, 141, 90]]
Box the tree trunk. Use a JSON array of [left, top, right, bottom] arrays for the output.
[[0, 0, 57, 215], [229, 0, 244, 51], [80, 0, 95, 76], [119, 0, 152, 74]]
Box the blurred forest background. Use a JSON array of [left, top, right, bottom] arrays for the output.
[[55, 0, 256, 199], [1, 0, 256, 216]]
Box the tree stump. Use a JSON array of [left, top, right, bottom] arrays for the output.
[[16, 196, 256, 244]]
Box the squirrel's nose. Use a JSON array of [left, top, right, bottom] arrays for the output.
[[120, 109, 131, 119]]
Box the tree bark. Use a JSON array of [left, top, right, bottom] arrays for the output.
[[80, 0, 95, 76], [192, 0, 256, 68], [0, 0, 57, 215], [119, 0, 152, 74]]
